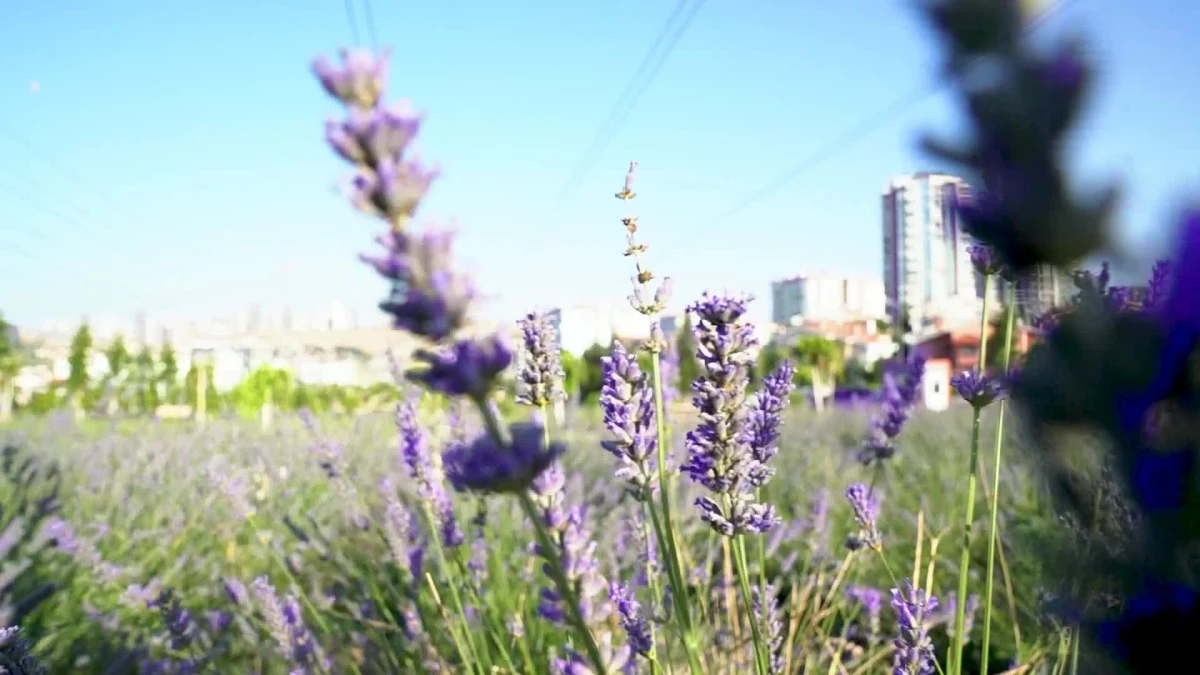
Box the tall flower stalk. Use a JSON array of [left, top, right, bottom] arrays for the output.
[[612, 163, 705, 673], [315, 47, 606, 674], [682, 292, 780, 675], [947, 243, 1002, 675], [980, 280, 1017, 674]]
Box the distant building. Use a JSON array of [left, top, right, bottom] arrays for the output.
[[1014, 264, 1074, 319], [882, 173, 989, 331], [770, 273, 886, 325], [545, 305, 612, 356]]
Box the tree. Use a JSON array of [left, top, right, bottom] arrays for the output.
[[134, 346, 160, 413], [0, 312, 17, 421], [674, 314, 700, 396], [105, 335, 130, 377], [792, 335, 845, 412], [579, 342, 611, 404], [759, 341, 786, 380], [67, 323, 94, 396], [159, 342, 179, 403], [560, 350, 583, 403], [229, 366, 294, 418]]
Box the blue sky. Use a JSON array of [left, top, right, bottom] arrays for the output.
[[2, 0, 1197, 332]]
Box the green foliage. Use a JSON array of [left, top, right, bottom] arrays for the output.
[[578, 342, 610, 404], [104, 335, 130, 377], [560, 350, 582, 402], [66, 323, 93, 393], [790, 335, 845, 387], [674, 314, 700, 396], [229, 365, 294, 418], [159, 342, 180, 403]]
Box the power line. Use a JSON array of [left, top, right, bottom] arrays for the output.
[[360, 0, 379, 49], [657, 0, 1079, 262], [541, 0, 708, 224], [343, 0, 362, 45]]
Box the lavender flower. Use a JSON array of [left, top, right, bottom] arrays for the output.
[[379, 479, 426, 583], [409, 335, 513, 399], [922, 1, 1114, 272], [967, 241, 1004, 277], [682, 292, 780, 536], [396, 399, 462, 547], [530, 465, 630, 672], [610, 581, 653, 658], [846, 585, 884, 644], [942, 592, 981, 642], [516, 312, 567, 408], [891, 581, 938, 675], [845, 483, 882, 551], [949, 370, 1004, 409], [362, 229, 475, 343], [442, 421, 564, 494], [251, 577, 326, 672], [311, 48, 390, 110], [858, 353, 926, 465], [745, 360, 797, 469], [599, 341, 658, 499], [0, 627, 44, 675], [1144, 259, 1172, 312], [752, 582, 785, 674]]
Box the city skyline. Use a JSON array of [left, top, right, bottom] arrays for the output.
[[1, 1, 1188, 333]]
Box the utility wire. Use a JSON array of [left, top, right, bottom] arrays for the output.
[[657, 0, 1078, 262], [541, 0, 708, 225], [344, 0, 362, 45], [360, 0, 379, 49]]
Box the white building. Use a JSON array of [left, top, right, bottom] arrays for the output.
[[545, 305, 612, 356], [770, 273, 886, 325], [882, 173, 986, 330]]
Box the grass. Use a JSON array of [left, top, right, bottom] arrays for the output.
[[0, 401, 1076, 673]]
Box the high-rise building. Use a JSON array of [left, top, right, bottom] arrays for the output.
[[881, 172, 984, 330], [1014, 264, 1074, 319], [770, 274, 886, 325]]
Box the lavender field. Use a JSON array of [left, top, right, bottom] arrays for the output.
[[0, 401, 1066, 673]]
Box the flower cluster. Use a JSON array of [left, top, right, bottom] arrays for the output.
[[615, 162, 673, 322], [891, 581, 938, 675], [858, 353, 926, 465], [950, 370, 1004, 410], [682, 292, 782, 536], [599, 341, 659, 499], [844, 483, 882, 551], [516, 312, 568, 408], [397, 398, 463, 547], [923, 0, 1115, 272], [530, 465, 631, 673]]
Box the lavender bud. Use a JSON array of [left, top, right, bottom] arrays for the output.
[[515, 312, 567, 408], [442, 422, 564, 494], [950, 370, 1004, 409]]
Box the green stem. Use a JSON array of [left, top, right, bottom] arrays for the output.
[[650, 351, 706, 674], [732, 534, 769, 675], [980, 291, 1016, 675], [475, 397, 607, 674], [421, 504, 485, 672], [950, 274, 991, 675]]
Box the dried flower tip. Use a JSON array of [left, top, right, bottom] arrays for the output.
[[616, 161, 638, 200], [623, 216, 638, 234], [311, 48, 391, 109]]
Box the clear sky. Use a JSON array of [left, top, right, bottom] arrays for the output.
[[2, 0, 1197, 332]]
